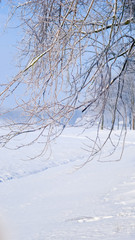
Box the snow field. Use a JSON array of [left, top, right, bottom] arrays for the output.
[[0, 128, 135, 239]]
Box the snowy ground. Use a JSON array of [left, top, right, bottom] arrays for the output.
[[0, 127, 135, 240]]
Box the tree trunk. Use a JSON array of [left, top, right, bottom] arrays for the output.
[[101, 113, 104, 130], [132, 116, 135, 130]]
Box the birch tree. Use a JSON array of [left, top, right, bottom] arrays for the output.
[[1, 0, 135, 160]]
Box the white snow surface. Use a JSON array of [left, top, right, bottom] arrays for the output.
[[0, 127, 135, 240]]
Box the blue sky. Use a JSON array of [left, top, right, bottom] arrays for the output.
[[0, 2, 22, 109], [0, 2, 19, 84]]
